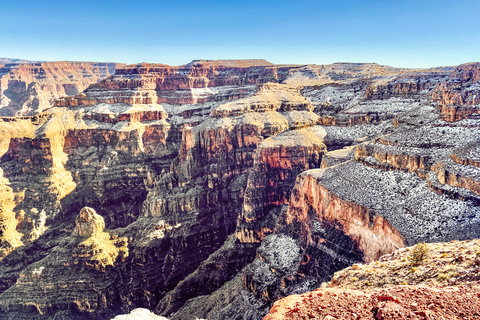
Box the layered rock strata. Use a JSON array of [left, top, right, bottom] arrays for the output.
[[0, 207, 129, 317], [0, 60, 306, 318], [169, 63, 480, 320], [432, 63, 480, 122], [0, 62, 122, 116], [236, 127, 327, 243]]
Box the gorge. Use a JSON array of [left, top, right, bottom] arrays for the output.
[[0, 59, 479, 319]]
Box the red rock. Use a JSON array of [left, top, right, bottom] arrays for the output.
[[264, 286, 480, 320], [279, 169, 404, 262]]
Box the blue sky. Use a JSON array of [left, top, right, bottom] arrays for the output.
[[1, 0, 479, 67]]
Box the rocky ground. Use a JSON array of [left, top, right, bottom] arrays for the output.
[[264, 240, 480, 319], [0, 60, 478, 319]]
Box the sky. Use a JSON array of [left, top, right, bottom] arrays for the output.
[[1, 0, 479, 68]]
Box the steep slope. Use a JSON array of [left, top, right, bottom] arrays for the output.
[[0, 60, 303, 318]]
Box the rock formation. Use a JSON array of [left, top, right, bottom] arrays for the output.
[[0, 61, 123, 116], [112, 308, 168, 320], [0, 60, 478, 320]]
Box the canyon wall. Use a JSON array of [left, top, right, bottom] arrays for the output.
[[0, 61, 123, 116]]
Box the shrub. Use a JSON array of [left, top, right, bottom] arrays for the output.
[[409, 243, 429, 265], [438, 273, 448, 280]]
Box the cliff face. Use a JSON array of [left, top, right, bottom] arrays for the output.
[[431, 63, 480, 122], [0, 62, 123, 116], [55, 59, 288, 107], [0, 60, 479, 320]]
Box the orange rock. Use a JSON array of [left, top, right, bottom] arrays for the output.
[[264, 286, 480, 320]]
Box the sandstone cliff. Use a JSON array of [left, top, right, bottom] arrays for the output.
[[0, 60, 478, 320]]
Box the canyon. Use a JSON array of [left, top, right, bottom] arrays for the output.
[[0, 59, 478, 319]]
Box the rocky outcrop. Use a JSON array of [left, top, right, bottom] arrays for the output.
[[211, 83, 312, 118], [72, 207, 105, 237], [55, 60, 292, 108], [0, 62, 122, 116], [432, 149, 480, 197], [264, 285, 480, 320], [0, 207, 128, 317], [432, 63, 480, 122], [365, 78, 433, 100], [433, 79, 480, 122], [236, 127, 327, 243], [280, 167, 405, 261], [433, 82, 480, 106], [452, 62, 480, 82], [70, 207, 128, 269]]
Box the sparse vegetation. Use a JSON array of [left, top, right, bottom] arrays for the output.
[[328, 239, 480, 290], [409, 242, 429, 265], [74, 231, 128, 268]]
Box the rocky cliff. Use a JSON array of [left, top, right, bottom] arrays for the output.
[[0, 61, 123, 116], [0, 60, 479, 320]]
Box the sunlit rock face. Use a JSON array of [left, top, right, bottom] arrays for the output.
[[432, 63, 480, 122], [0, 60, 479, 320], [72, 207, 105, 237]]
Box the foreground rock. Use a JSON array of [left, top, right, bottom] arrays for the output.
[[265, 239, 480, 320], [264, 286, 480, 320], [112, 308, 168, 320]]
